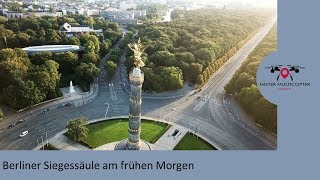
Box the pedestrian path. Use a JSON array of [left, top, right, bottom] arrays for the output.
[[153, 125, 188, 150], [48, 131, 90, 150]]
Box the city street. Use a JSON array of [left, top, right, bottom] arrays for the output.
[[0, 19, 277, 150]]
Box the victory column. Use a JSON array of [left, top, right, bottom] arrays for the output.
[[115, 39, 151, 150]]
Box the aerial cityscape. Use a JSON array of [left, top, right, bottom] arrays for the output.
[[0, 0, 277, 150]]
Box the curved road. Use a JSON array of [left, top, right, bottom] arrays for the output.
[[0, 19, 277, 150]]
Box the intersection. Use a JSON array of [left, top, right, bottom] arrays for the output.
[[0, 19, 277, 150]]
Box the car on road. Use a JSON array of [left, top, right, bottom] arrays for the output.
[[58, 104, 64, 108], [19, 131, 28, 138], [8, 123, 15, 129], [17, 119, 25, 124], [65, 103, 72, 107]]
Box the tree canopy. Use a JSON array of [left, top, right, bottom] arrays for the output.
[[75, 62, 100, 91], [0, 14, 122, 109], [225, 24, 277, 133], [66, 117, 89, 142], [132, 8, 275, 92]]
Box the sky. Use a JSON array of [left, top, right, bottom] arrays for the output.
[[197, 0, 277, 8]]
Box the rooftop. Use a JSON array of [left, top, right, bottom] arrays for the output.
[[22, 45, 84, 53]]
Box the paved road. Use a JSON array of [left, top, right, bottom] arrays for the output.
[[0, 19, 277, 150], [144, 18, 277, 150]]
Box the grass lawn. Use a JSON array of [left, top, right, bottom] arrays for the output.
[[174, 133, 217, 150], [82, 119, 169, 149]]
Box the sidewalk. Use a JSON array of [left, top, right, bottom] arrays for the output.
[[153, 125, 188, 150], [48, 130, 90, 150]]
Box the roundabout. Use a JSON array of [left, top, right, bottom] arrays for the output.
[[43, 117, 217, 151]]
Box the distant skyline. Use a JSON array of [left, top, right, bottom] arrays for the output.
[[187, 0, 277, 8], [17, 0, 277, 8]]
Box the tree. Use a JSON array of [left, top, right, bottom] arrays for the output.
[[120, 31, 134, 49], [69, 36, 81, 46], [75, 62, 100, 90], [110, 48, 122, 57], [45, 29, 62, 44], [189, 63, 203, 83], [66, 117, 89, 142], [83, 17, 95, 28], [16, 32, 31, 47], [175, 52, 195, 64], [224, 23, 277, 133], [81, 34, 100, 54], [108, 55, 120, 64], [196, 75, 205, 85], [83, 41, 96, 53], [254, 98, 277, 133], [233, 72, 255, 93], [177, 61, 189, 80], [149, 51, 176, 67], [4, 78, 45, 110], [160, 67, 183, 90], [236, 84, 261, 112], [0, 50, 31, 89], [105, 28, 122, 44], [194, 48, 215, 64], [52, 52, 79, 74], [81, 52, 100, 65], [100, 41, 111, 56], [0, 48, 28, 61], [28, 52, 53, 65], [28, 60, 61, 99], [105, 61, 117, 78]]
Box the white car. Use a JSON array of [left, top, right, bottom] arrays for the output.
[[19, 131, 28, 138]]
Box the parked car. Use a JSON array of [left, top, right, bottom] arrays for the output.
[[65, 103, 72, 107], [8, 123, 15, 129], [19, 131, 28, 138], [17, 119, 25, 124]]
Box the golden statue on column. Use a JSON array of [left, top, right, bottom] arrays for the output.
[[128, 38, 148, 68]]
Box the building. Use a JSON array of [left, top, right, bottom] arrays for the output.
[[2, 11, 62, 19], [59, 22, 102, 38], [100, 8, 145, 25], [22, 45, 84, 54], [119, 1, 137, 11], [132, 10, 147, 19], [2, 11, 26, 18], [29, 11, 63, 17], [78, 9, 100, 16]]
